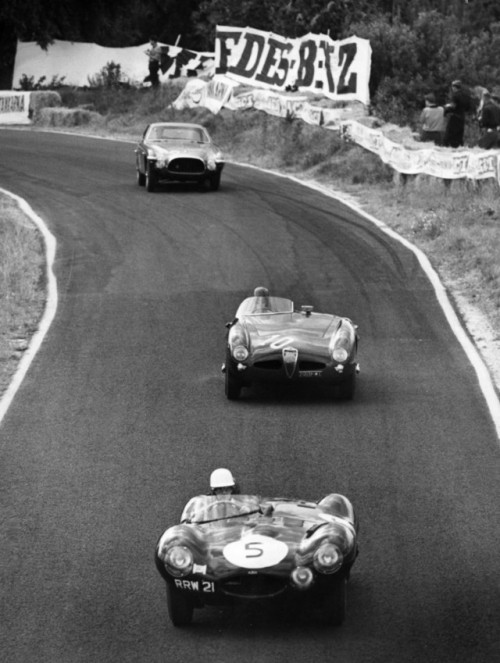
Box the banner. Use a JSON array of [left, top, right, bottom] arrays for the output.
[[0, 91, 31, 124], [344, 120, 500, 182], [215, 26, 371, 105], [13, 40, 214, 88]]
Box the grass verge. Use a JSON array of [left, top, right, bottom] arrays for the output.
[[0, 195, 46, 395]]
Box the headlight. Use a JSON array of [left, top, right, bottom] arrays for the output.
[[232, 345, 249, 361], [313, 543, 343, 574], [164, 545, 193, 577], [207, 158, 216, 171], [332, 347, 349, 362], [291, 566, 314, 590]]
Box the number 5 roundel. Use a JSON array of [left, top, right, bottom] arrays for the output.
[[223, 534, 289, 569]]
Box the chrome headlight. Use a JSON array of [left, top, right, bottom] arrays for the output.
[[207, 158, 217, 171], [332, 347, 349, 362], [232, 345, 249, 361], [291, 566, 314, 590], [164, 545, 193, 577], [313, 543, 343, 574]]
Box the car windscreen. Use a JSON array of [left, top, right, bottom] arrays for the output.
[[148, 126, 208, 142], [236, 296, 294, 316], [181, 495, 261, 524]]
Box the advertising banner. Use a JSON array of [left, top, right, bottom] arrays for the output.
[[215, 26, 371, 105], [0, 91, 31, 124]]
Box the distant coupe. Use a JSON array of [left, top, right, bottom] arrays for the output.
[[135, 122, 224, 192], [223, 288, 359, 400]]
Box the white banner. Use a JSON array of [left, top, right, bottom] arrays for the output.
[[215, 26, 371, 105], [0, 91, 31, 124], [13, 40, 214, 88], [344, 120, 500, 182]]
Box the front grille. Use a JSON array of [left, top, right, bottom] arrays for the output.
[[298, 361, 325, 371], [167, 157, 205, 175], [254, 360, 282, 370], [221, 574, 287, 599]]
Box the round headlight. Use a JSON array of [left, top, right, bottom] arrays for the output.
[[332, 347, 349, 363], [165, 545, 193, 577], [291, 566, 314, 590], [313, 543, 343, 574], [232, 345, 249, 361]]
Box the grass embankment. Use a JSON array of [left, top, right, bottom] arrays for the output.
[[2, 85, 499, 396], [0, 196, 45, 394]]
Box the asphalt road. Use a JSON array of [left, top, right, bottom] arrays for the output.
[[0, 129, 499, 663]]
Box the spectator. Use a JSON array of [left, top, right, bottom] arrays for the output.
[[145, 37, 162, 89], [443, 80, 471, 148], [419, 93, 445, 145], [477, 90, 500, 149]]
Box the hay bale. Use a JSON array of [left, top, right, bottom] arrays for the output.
[[29, 91, 62, 120], [35, 107, 104, 128]]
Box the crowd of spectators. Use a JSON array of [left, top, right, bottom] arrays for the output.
[[419, 80, 500, 150]]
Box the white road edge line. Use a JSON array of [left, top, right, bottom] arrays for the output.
[[0, 188, 58, 425], [234, 161, 500, 441]]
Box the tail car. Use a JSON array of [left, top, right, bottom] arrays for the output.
[[222, 295, 359, 400], [155, 494, 359, 627]]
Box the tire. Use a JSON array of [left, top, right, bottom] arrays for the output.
[[136, 168, 146, 186], [166, 585, 194, 627], [225, 369, 242, 400], [146, 163, 157, 192], [323, 572, 347, 626], [209, 171, 221, 191], [337, 372, 355, 400]]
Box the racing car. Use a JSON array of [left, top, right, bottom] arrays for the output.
[[222, 288, 359, 400], [155, 493, 359, 627], [134, 122, 224, 192]]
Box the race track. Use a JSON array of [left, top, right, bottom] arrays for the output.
[[0, 129, 499, 663]]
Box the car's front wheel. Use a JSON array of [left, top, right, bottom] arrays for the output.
[[136, 168, 146, 186], [166, 585, 194, 627], [146, 163, 157, 192], [225, 369, 242, 400], [209, 171, 221, 191], [322, 572, 347, 626], [336, 372, 355, 400]]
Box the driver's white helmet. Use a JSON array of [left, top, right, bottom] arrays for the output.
[[210, 468, 235, 490]]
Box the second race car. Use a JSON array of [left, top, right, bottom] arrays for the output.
[[222, 288, 359, 400]]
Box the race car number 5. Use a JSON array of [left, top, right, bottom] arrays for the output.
[[223, 534, 288, 569]]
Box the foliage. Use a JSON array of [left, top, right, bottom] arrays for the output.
[[17, 73, 66, 90], [87, 61, 126, 89]]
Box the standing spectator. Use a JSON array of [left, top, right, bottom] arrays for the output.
[[419, 93, 445, 145], [145, 37, 162, 89], [443, 80, 471, 148], [477, 90, 500, 149]]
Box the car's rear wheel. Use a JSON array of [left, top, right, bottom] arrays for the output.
[[337, 372, 355, 400], [137, 168, 146, 186], [225, 369, 242, 400], [322, 572, 347, 626], [166, 585, 194, 627], [146, 163, 157, 192]]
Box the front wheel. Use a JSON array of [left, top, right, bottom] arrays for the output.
[[225, 369, 242, 400], [146, 163, 157, 192], [322, 572, 347, 626], [166, 585, 194, 627], [336, 372, 355, 400], [136, 168, 146, 186], [209, 171, 221, 191]]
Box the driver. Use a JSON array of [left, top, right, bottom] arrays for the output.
[[181, 468, 239, 523], [252, 286, 271, 313], [210, 467, 237, 497]]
